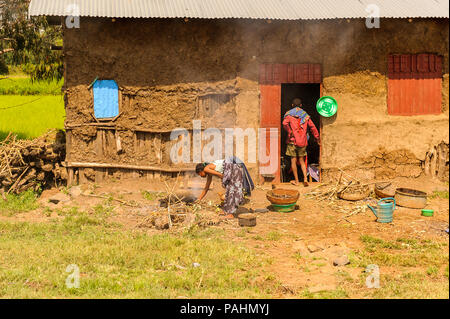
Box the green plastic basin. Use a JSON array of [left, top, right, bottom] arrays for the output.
[[272, 203, 296, 213], [316, 96, 338, 117], [421, 209, 434, 217]]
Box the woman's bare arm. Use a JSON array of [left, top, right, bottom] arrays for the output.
[[198, 174, 212, 201]]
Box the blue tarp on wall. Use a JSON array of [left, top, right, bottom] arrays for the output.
[[93, 80, 119, 118]]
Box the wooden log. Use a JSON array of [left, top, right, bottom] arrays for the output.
[[62, 161, 195, 172], [65, 122, 116, 129], [66, 124, 196, 133], [133, 128, 192, 134]]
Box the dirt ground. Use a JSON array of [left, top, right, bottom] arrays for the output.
[[2, 174, 449, 298]]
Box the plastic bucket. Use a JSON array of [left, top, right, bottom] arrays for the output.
[[272, 203, 296, 213]]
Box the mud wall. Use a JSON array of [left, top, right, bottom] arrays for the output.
[[63, 18, 449, 183]]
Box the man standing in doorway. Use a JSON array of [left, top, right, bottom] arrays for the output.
[[282, 98, 320, 186]]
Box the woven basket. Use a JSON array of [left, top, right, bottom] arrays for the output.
[[337, 187, 370, 201], [266, 189, 300, 205], [375, 182, 395, 198]]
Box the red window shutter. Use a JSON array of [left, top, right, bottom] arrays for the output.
[[388, 54, 442, 115]]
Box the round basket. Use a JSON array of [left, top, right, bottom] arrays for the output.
[[266, 189, 300, 205], [337, 187, 371, 201], [375, 182, 395, 198]]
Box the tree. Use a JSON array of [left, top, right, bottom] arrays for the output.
[[0, 0, 62, 80]]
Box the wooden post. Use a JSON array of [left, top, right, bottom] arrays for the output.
[[118, 89, 123, 113], [115, 131, 122, 153], [106, 130, 114, 156], [154, 170, 160, 181], [101, 130, 106, 156], [79, 168, 87, 184], [95, 168, 104, 183], [94, 128, 103, 157], [68, 168, 74, 186], [66, 130, 72, 161]]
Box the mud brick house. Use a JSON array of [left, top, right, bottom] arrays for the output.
[[29, 0, 449, 185]]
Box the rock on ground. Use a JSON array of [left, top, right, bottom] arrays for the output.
[[68, 186, 82, 197], [292, 241, 310, 257], [333, 255, 350, 266], [48, 193, 71, 204], [153, 216, 170, 230], [307, 244, 324, 253]]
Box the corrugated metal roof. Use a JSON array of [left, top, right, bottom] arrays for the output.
[[28, 0, 450, 20]]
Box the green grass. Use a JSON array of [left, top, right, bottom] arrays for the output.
[[368, 272, 449, 299], [0, 77, 63, 95], [0, 95, 65, 140], [429, 190, 449, 199], [0, 221, 278, 298], [346, 235, 449, 298], [300, 288, 349, 299], [265, 231, 282, 241], [352, 235, 448, 268], [0, 190, 39, 216], [141, 190, 165, 202], [53, 206, 115, 228]]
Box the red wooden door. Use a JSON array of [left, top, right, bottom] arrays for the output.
[[259, 84, 281, 183], [259, 63, 322, 183], [388, 54, 442, 115]]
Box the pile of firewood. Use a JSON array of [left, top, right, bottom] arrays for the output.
[[136, 181, 224, 231], [304, 169, 381, 220], [0, 130, 66, 195]]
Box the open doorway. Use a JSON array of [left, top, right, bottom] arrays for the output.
[[280, 83, 321, 183]]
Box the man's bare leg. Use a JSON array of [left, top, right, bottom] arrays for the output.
[[299, 156, 309, 186], [290, 156, 300, 185]]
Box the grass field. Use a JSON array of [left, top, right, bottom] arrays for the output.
[[345, 235, 449, 298], [0, 95, 65, 140], [0, 77, 63, 95], [0, 73, 65, 140], [0, 220, 276, 298], [0, 191, 448, 298], [0, 193, 277, 298]]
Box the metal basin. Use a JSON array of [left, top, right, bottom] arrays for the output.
[[395, 188, 427, 209]]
